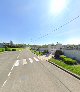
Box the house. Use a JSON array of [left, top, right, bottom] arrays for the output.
[[0, 43, 4, 48], [39, 48, 48, 52], [48, 43, 62, 54]]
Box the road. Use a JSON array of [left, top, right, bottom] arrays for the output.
[[0, 48, 80, 92]]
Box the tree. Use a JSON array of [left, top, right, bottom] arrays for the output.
[[54, 50, 63, 59]]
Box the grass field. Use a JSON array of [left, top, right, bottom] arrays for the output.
[[48, 58, 80, 76], [0, 48, 24, 52], [9, 48, 24, 51]]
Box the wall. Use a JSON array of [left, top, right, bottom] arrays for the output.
[[62, 50, 80, 62], [39, 48, 48, 52]]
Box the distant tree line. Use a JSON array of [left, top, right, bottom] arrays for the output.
[[3, 41, 26, 48]]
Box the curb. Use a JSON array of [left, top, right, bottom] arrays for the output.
[[48, 61, 80, 80]]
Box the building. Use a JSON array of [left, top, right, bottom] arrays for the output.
[[48, 43, 62, 54], [0, 43, 4, 48], [39, 48, 48, 52]]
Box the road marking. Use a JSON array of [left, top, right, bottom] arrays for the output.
[[14, 60, 20, 66], [17, 55, 19, 59], [23, 59, 27, 65], [11, 65, 14, 71], [17, 51, 21, 59], [33, 57, 39, 61], [8, 72, 11, 76], [29, 58, 33, 63], [2, 80, 7, 87]]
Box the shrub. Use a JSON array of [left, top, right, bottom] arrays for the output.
[[42, 50, 49, 55], [60, 55, 66, 60], [12, 49, 16, 51], [63, 58, 77, 65], [2, 48, 5, 52], [5, 47, 11, 51], [0, 48, 5, 52], [54, 50, 63, 59]]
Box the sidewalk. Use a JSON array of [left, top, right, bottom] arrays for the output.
[[38, 54, 54, 61]]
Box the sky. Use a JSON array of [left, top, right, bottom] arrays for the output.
[[0, 0, 80, 45]]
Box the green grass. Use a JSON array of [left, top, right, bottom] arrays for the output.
[[0, 48, 5, 52], [0, 48, 24, 52], [30, 49, 43, 56], [9, 48, 24, 51], [48, 58, 80, 76]]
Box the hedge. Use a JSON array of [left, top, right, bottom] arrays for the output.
[[60, 55, 77, 65]]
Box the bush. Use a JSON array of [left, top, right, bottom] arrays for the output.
[[60, 55, 77, 65], [2, 48, 5, 52], [0, 48, 5, 52], [60, 55, 66, 60], [12, 49, 16, 51], [63, 58, 77, 65], [5, 47, 11, 51], [54, 50, 63, 59]]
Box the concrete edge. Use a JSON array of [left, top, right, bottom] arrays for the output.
[[48, 61, 80, 80]]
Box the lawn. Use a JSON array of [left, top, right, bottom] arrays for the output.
[[9, 48, 24, 51], [0, 48, 24, 52], [48, 58, 80, 76], [0, 48, 5, 52]]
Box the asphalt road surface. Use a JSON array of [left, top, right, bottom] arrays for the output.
[[0, 48, 80, 92]]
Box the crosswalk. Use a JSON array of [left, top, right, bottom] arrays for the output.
[[33, 57, 39, 61], [14, 57, 39, 67], [29, 58, 33, 63], [23, 59, 27, 65]]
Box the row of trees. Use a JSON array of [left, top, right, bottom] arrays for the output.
[[3, 41, 26, 48]]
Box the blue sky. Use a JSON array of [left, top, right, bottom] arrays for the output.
[[0, 0, 80, 45]]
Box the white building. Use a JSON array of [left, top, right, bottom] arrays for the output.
[[39, 48, 48, 52], [48, 43, 62, 54]]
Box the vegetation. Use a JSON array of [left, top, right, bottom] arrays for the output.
[[30, 48, 49, 56], [54, 50, 63, 59], [9, 48, 23, 51], [12, 49, 16, 51], [5, 47, 11, 51], [60, 55, 77, 65], [30, 49, 43, 56], [0, 48, 5, 52], [42, 50, 49, 55], [0, 47, 23, 53], [48, 58, 80, 76], [60, 55, 67, 60]]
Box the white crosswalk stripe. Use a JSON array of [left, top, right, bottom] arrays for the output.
[[14, 58, 34, 67], [29, 58, 33, 63], [23, 59, 27, 65], [33, 57, 39, 61]]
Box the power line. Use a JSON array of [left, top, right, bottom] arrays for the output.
[[31, 15, 80, 44]]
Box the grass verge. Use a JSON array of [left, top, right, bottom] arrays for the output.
[[30, 49, 43, 56], [48, 58, 80, 76], [0, 48, 24, 52], [9, 48, 24, 51]]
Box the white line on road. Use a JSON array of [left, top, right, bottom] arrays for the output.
[[14, 60, 20, 66], [11, 65, 14, 71], [33, 57, 39, 61], [2, 80, 7, 87], [29, 58, 33, 63], [17, 55, 19, 59], [23, 59, 27, 65], [8, 72, 11, 77], [17, 52, 21, 59]]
